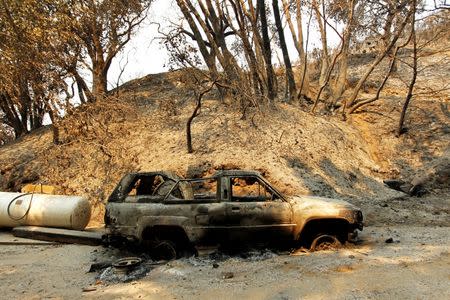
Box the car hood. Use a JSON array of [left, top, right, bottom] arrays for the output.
[[288, 195, 359, 211]]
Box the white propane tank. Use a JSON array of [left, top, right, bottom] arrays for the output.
[[0, 192, 91, 230]]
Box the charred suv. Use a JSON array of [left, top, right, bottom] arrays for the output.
[[105, 170, 363, 256]]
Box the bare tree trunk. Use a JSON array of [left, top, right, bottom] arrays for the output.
[[92, 64, 108, 99], [176, 0, 216, 73], [282, 0, 309, 96], [347, 47, 400, 114], [282, 0, 304, 58], [273, 0, 296, 102], [398, 1, 417, 137], [186, 82, 215, 153], [226, 1, 264, 100], [236, 0, 270, 99], [186, 97, 201, 154], [73, 71, 95, 103], [298, 8, 313, 100], [258, 0, 276, 102], [345, 7, 414, 110], [331, 0, 355, 103], [0, 93, 28, 137], [313, 0, 329, 86], [201, 0, 239, 82], [311, 44, 344, 112], [184, 0, 241, 87]]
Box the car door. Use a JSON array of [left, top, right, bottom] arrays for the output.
[[163, 178, 230, 246], [224, 176, 295, 243]]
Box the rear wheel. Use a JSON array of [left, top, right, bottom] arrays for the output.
[[141, 226, 194, 260], [152, 240, 178, 260]]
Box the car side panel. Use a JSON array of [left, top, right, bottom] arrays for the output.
[[224, 201, 296, 242]]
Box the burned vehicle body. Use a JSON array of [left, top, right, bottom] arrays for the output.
[[105, 170, 363, 253]]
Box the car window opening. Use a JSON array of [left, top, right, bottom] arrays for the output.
[[230, 176, 278, 202], [167, 178, 218, 201]]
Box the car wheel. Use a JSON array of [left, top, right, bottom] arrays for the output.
[[152, 240, 178, 260], [310, 234, 342, 251]]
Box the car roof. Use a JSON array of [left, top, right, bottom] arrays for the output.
[[126, 170, 262, 179], [212, 170, 261, 177], [125, 171, 180, 179]]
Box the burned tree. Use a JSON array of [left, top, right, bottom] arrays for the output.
[[258, 0, 277, 102], [273, 0, 296, 102], [56, 0, 152, 101], [0, 0, 66, 138], [344, 0, 414, 113], [186, 81, 216, 153], [398, 0, 418, 136]]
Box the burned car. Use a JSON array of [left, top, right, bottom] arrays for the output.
[[105, 170, 363, 257]]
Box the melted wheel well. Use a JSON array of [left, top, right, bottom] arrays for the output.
[[299, 219, 350, 247], [141, 226, 190, 246]]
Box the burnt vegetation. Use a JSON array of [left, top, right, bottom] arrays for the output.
[[0, 0, 449, 204], [0, 1, 448, 141]]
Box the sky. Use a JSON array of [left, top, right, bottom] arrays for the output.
[[106, 0, 443, 90]]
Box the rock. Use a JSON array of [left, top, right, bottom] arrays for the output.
[[383, 179, 425, 196], [383, 179, 405, 191], [221, 272, 234, 279], [212, 263, 219, 268], [399, 183, 414, 194], [385, 238, 394, 243], [411, 175, 427, 187]]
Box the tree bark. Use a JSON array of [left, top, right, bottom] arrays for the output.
[[92, 64, 108, 99], [331, 0, 355, 104], [176, 0, 219, 78], [0, 93, 28, 137], [186, 83, 215, 153], [312, 0, 329, 86], [282, 0, 310, 96], [398, 0, 417, 137], [226, 1, 264, 99], [273, 0, 296, 102], [345, 7, 414, 109], [257, 0, 276, 102], [347, 47, 400, 114]]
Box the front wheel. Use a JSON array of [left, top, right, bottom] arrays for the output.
[[310, 234, 342, 251]]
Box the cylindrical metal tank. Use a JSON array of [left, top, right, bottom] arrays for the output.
[[0, 192, 91, 230]]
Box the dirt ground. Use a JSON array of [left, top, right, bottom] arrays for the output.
[[0, 225, 448, 300]]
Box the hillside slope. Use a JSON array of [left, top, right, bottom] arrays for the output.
[[0, 51, 448, 226]]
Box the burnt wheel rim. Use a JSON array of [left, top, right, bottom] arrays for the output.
[[310, 235, 341, 251], [112, 257, 143, 269], [153, 240, 177, 260]]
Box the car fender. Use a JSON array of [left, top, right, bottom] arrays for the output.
[[295, 216, 352, 240]]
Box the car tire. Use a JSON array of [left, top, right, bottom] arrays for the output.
[[152, 239, 178, 260], [310, 234, 342, 251]]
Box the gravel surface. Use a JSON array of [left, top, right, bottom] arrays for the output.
[[0, 225, 449, 299]]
